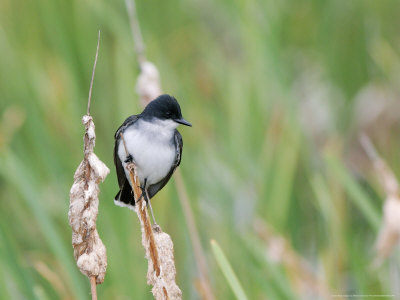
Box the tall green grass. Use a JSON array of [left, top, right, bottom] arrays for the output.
[[0, 0, 399, 298]]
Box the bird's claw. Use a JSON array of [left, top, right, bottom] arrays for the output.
[[140, 185, 147, 202], [135, 185, 147, 204]]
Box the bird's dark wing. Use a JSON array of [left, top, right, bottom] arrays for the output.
[[147, 130, 183, 199], [113, 115, 139, 206], [114, 114, 140, 139]]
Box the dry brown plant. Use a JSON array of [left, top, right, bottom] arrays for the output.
[[68, 31, 109, 300], [359, 133, 400, 266], [119, 133, 182, 299]]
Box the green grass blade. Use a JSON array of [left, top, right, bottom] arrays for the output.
[[325, 154, 381, 230], [211, 239, 249, 300], [0, 221, 38, 300]]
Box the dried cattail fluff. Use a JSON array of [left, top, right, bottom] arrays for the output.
[[146, 224, 182, 299], [69, 115, 109, 284], [124, 161, 182, 300], [136, 61, 162, 107]]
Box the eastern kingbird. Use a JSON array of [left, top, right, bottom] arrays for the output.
[[113, 94, 191, 222]]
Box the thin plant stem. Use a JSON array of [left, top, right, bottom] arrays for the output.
[[69, 30, 108, 299], [90, 276, 97, 300], [87, 30, 101, 115], [120, 132, 183, 298], [125, 0, 146, 65], [119, 132, 161, 277], [359, 133, 378, 162], [174, 171, 214, 300]]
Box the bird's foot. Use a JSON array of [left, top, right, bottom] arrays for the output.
[[138, 179, 147, 203], [136, 185, 146, 203], [124, 154, 133, 163], [136, 193, 144, 203]]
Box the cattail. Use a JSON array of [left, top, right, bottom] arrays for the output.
[[69, 115, 109, 284], [119, 134, 181, 299], [123, 0, 214, 299], [136, 61, 162, 107], [69, 31, 109, 299]]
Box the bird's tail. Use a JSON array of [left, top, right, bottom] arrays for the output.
[[114, 180, 136, 211]]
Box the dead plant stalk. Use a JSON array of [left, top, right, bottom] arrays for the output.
[[68, 31, 108, 300], [120, 132, 181, 300], [124, 0, 214, 297]]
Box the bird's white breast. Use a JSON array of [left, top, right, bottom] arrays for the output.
[[118, 118, 177, 186]]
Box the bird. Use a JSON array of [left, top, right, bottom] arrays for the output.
[[113, 94, 191, 223]]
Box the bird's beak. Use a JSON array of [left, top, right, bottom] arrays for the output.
[[175, 118, 192, 127]]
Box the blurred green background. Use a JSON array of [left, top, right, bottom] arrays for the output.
[[1, 0, 400, 299]]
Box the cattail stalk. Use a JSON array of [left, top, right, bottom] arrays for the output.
[[69, 31, 109, 300], [124, 1, 214, 298], [120, 133, 181, 299]]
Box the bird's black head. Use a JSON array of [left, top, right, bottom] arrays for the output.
[[141, 94, 192, 126]]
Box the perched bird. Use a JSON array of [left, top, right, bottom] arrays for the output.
[[113, 94, 191, 222]]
